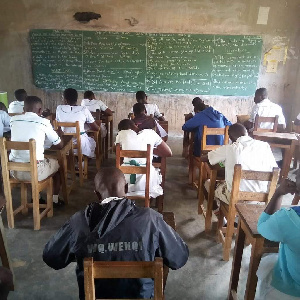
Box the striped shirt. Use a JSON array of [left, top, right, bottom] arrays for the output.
[[10, 112, 61, 162]]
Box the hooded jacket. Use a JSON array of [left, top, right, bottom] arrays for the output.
[[182, 107, 232, 156], [43, 198, 189, 299]]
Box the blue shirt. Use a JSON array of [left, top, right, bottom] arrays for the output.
[[182, 107, 232, 156], [257, 209, 300, 297]]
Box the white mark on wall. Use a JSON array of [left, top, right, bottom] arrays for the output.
[[257, 7, 270, 25]]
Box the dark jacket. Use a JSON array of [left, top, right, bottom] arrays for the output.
[[182, 107, 232, 156], [43, 198, 189, 299]]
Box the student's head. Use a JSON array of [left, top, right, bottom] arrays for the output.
[[228, 123, 248, 142], [14, 89, 27, 102], [254, 88, 268, 104], [24, 96, 43, 115], [84, 90, 95, 100], [136, 91, 147, 103], [0, 102, 7, 113], [194, 102, 206, 114], [133, 103, 146, 117], [63, 88, 78, 105], [192, 97, 203, 107], [118, 119, 138, 132], [94, 167, 127, 201]]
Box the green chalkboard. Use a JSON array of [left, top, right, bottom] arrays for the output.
[[30, 29, 263, 96]]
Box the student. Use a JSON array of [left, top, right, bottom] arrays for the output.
[[0, 109, 10, 138], [115, 119, 172, 198], [185, 97, 205, 121], [10, 96, 64, 207], [182, 103, 232, 157], [8, 89, 27, 114], [256, 169, 300, 300], [56, 88, 99, 158], [43, 167, 189, 300], [132, 103, 168, 140], [81, 90, 112, 115], [200, 123, 277, 206], [245, 88, 286, 131], [135, 91, 165, 121]]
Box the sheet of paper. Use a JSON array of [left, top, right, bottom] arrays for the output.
[[266, 60, 278, 73], [257, 7, 270, 25]]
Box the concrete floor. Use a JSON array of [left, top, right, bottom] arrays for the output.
[[4, 135, 296, 300]]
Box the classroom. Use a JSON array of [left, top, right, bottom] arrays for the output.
[[0, 0, 299, 299]]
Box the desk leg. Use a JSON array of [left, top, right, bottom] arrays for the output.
[[104, 121, 109, 159], [280, 141, 296, 181], [58, 151, 68, 205], [205, 170, 217, 232], [245, 237, 264, 300], [68, 145, 76, 192], [228, 219, 245, 300], [110, 119, 113, 152]]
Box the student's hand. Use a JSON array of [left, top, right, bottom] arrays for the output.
[[275, 179, 297, 196]]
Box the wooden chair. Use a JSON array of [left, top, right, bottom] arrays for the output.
[[189, 126, 229, 187], [0, 138, 53, 230], [217, 164, 280, 261], [292, 121, 300, 169], [84, 257, 164, 300], [158, 121, 168, 134], [116, 143, 151, 208], [254, 115, 279, 132], [53, 121, 87, 186]]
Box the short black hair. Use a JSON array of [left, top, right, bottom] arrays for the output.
[[194, 102, 206, 112], [192, 97, 203, 106], [255, 88, 268, 99], [63, 88, 78, 105], [136, 91, 146, 102], [0, 102, 7, 113], [14, 89, 27, 101], [84, 90, 94, 99], [133, 103, 146, 116], [24, 96, 42, 112], [118, 119, 135, 131]]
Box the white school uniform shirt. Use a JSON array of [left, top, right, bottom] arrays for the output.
[[249, 99, 286, 129], [9, 112, 61, 162], [81, 99, 108, 113], [115, 129, 163, 197], [56, 105, 95, 133], [0, 111, 10, 137], [8, 101, 24, 114], [208, 136, 278, 192], [130, 103, 162, 119]]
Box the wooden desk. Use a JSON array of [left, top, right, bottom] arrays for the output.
[[44, 135, 75, 204], [101, 115, 114, 159], [253, 131, 298, 181], [228, 204, 279, 300], [198, 161, 225, 232]]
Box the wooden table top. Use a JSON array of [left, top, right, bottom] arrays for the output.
[[45, 135, 73, 152], [253, 131, 298, 141]]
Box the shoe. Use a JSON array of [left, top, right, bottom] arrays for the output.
[[53, 199, 65, 208]]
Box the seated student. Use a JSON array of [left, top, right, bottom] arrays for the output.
[[0, 109, 10, 138], [182, 102, 232, 157], [115, 119, 172, 198], [43, 167, 189, 300], [256, 170, 300, 300], [8, 89, 27, 114], [245, 88, 286, 131], [185, 97, 205, 121], [132, 103, 168, 140], [0, 102, 8, 113], [134, 91, 165, 121], [201, 123, 277, 206], [56, 88, 99, 158], [294, 113, 300, 126], [10, 96, 64, 207]]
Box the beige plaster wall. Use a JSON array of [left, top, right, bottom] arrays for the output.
[[0, 0, 299, 133]]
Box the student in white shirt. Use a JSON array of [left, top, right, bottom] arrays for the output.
[[245, 88, 286, 131], [56, 88, 99, 158], [134, 91, 165, 121], [115, 119, 172, 198], [10, 96, 64, 207], [201, 123, 278, 205], [8, 89, 27, 114], [0, 110, 10, 138]]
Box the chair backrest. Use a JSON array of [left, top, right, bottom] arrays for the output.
[[84, 257, 164, 300], [0, 138, 39, 185], [158, 121, 168, 134], [201, 125, 230, 152], [115, 143, 151, 207], [230, 164, 280, 206], [254, 115, 279, 132]]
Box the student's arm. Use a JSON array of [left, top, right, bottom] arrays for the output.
[[207, 145, 227, 165], [88, 122, 100, 132], [154, 104, 165, 121], [43, 219, 75, 270], [155, 215, 189, 270], [182, 115, 200, 132], [85, 108, 100, 131], [153, 141, 172, 157], [103, 108, 113, 116], [45, 121, 63, 148]]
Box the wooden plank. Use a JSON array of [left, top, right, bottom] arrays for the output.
[[119, 166, 147, 175]]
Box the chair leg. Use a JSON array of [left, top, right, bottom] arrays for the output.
[[78, 154, 84, 187], [216, 208, 224, 243], [32, 189, 41, 231], [156, 195, 164, 213], [21, 183, 28, 215], [46, 177, 53, 218], [223, 213, 236, 261], [198, 163, 205, 214], [4, 185, 14, 229], [188, 156, 193, 185], [83, 156, 88, 180]]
